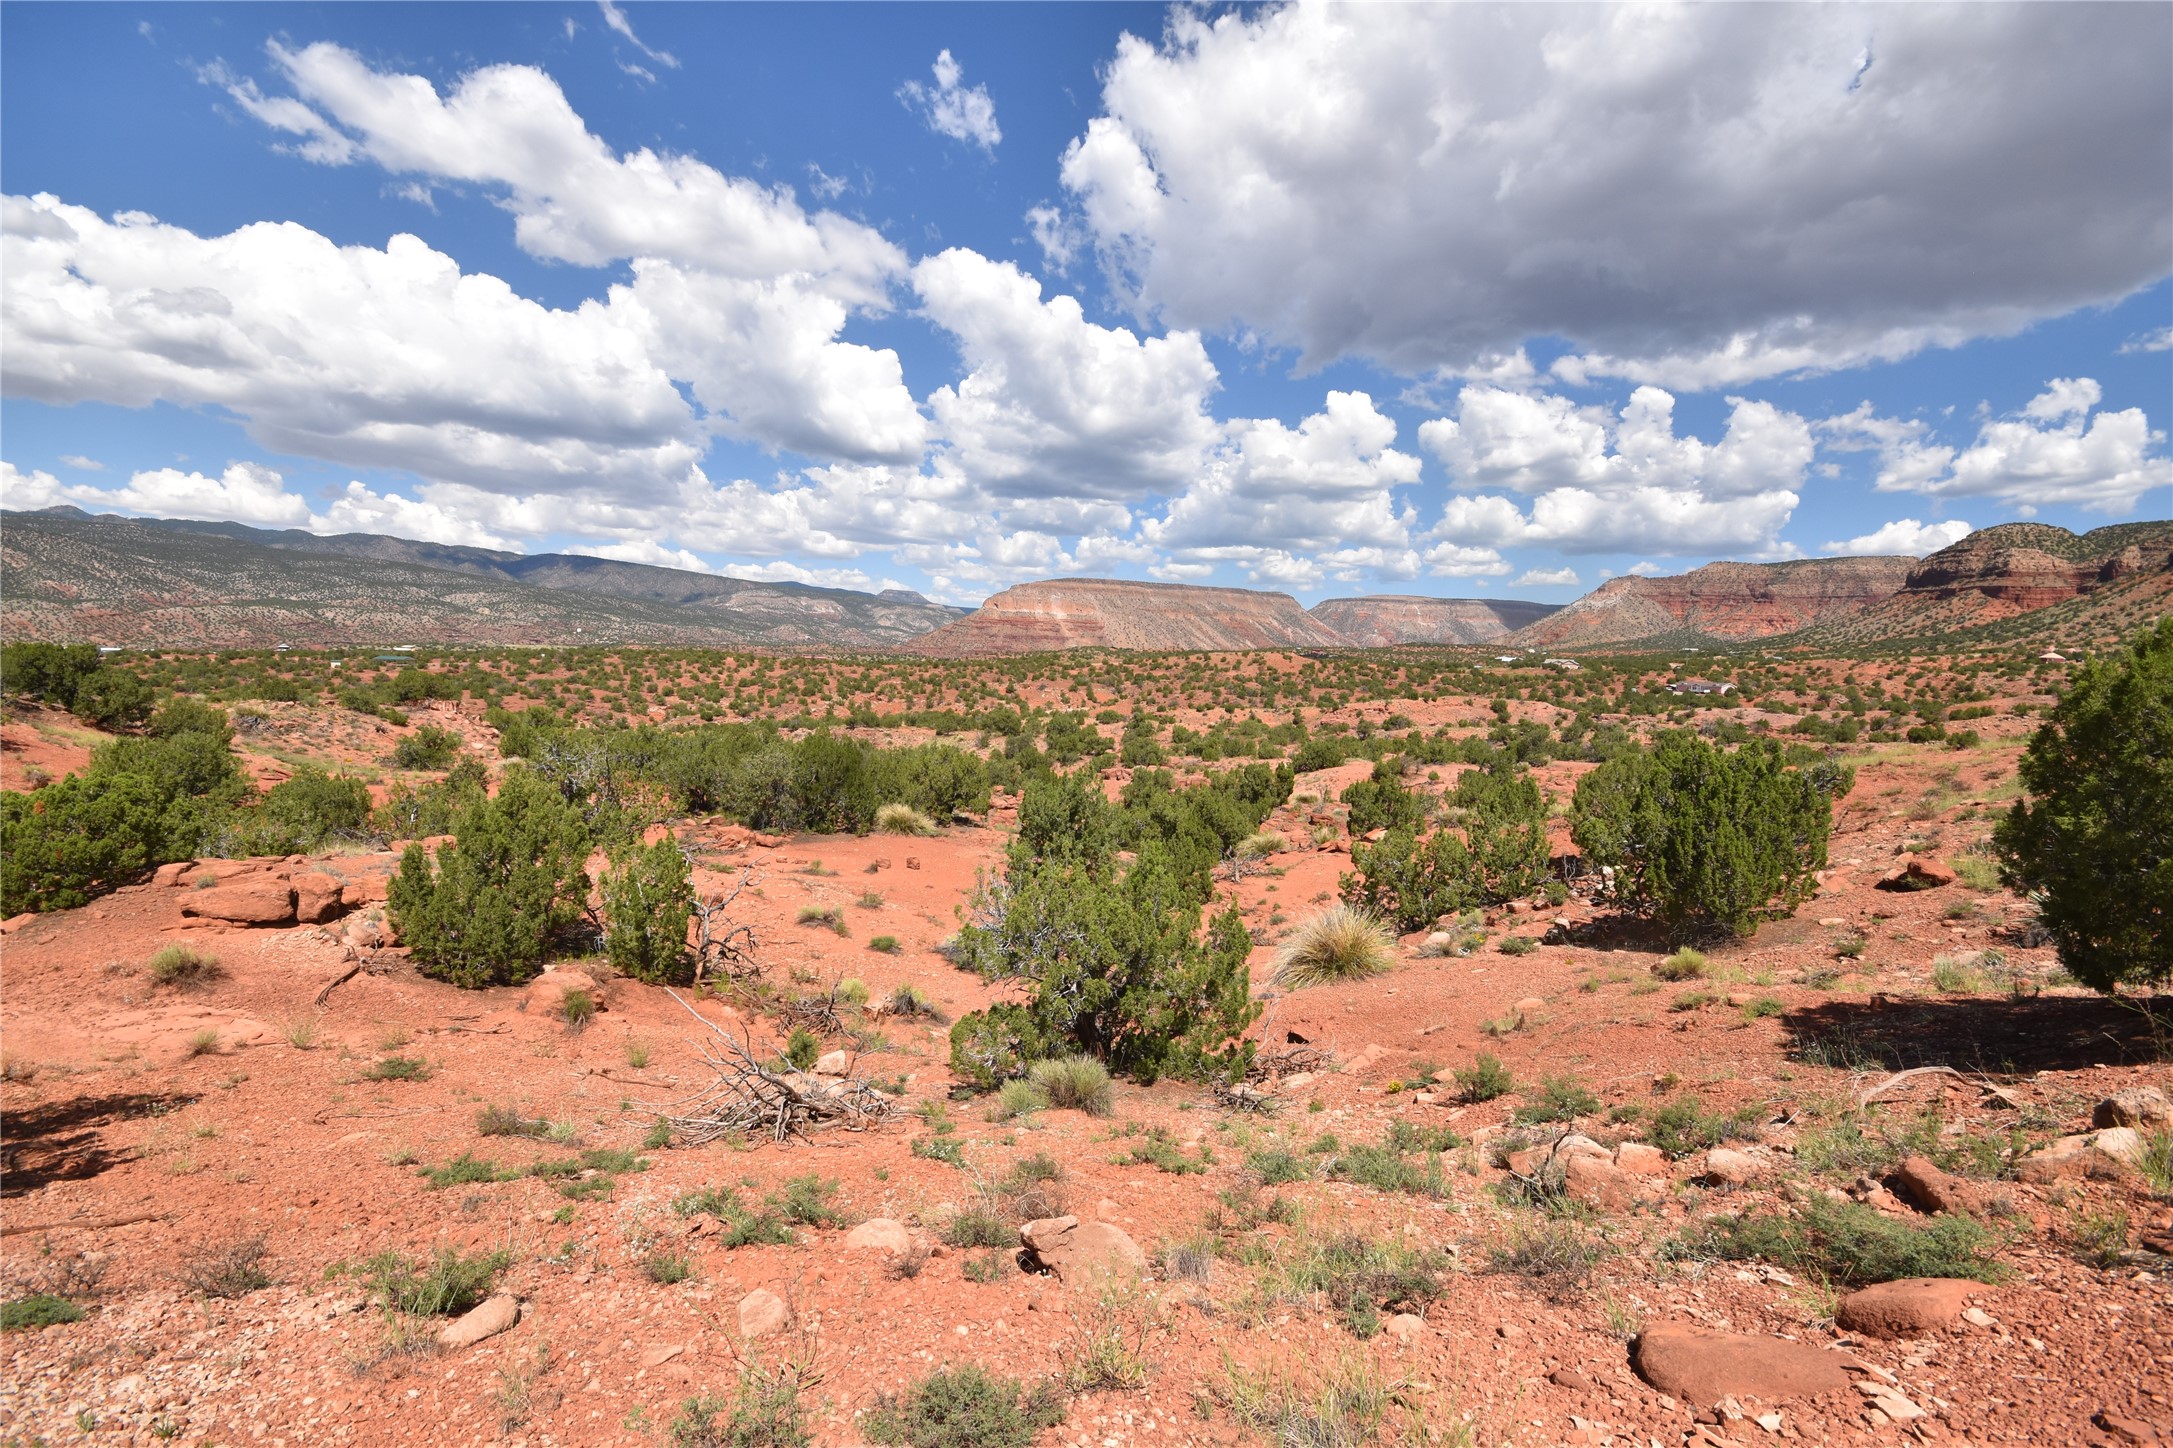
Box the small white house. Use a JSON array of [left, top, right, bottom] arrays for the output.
[[1667, 679, 1736, 696]]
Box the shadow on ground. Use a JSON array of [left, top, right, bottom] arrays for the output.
[[1785, 995, 2170, 1075], [0, 1090, 199, 1197]]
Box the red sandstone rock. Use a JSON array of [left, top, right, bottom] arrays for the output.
[[1631, 1324, 1856, 1406], [1835, 1278, 1977, 1338], [180, 877, 295, 926]]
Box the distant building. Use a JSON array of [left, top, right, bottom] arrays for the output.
[[2037, 650, 2066, 663], [1543, 658, 1582, 671], [1668, 679, 1736, 696], [1494, 654, 1518, 663]]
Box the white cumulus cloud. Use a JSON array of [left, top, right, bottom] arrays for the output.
[[1421, 384, 1812, 554], [898, 49, 1001, 153], [1822, 518, 1974, 556], [1057, 3, 2172, 385]]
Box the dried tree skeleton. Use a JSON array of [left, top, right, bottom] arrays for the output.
[[687, 859, 761, 986], [654, 990, 894, 1144]]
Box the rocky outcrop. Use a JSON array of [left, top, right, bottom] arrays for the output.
[[1306, 595, 1560, 646], [1509, 557, 1916, 649], [1630, 1324, 1857, 1406], [908, 579, 1349, 655]]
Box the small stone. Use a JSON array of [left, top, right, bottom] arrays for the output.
[[1384, 1313, 1426, 1345], [1550, 1368, 1594, 1391], [1960, 1307, 1996, 1328], [1892, 1156, 1968, 1215], [1496, 1322, 1523, 1341], [737, 1289, 793, 1340], [1614, 1142, 1668, 1176], [641, 1344, 685, 1368], [437, 1295, 520, 1350], [1513, 996, 1547, 1016], [812, 1050, 851, 1077], [1877, 856, 1957, 891]]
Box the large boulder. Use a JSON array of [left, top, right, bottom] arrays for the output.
[[1701, 1147, 1764, 1187], [437, 1295, 521, 1349], [2016, 1127, 2146, 1184], [1877, 856, 1957, 891], [2094, 1088, 2173, 1131], [1018, 1215, 1146, 1284], [1835, 1278, 1979, 1339], [1631, 1324, 1856, 1407], [180, 877, 296, 926], [293, 871, 347, 924], [842, 1219, 914, 1256], [523, 968, 605, 1018]]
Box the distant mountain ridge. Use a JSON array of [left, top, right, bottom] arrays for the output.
[[1507, 556, 1918, 649], [1306, 595, 1560, 646], [906, 577, 1350, 655], [0, 508, 964, 650]]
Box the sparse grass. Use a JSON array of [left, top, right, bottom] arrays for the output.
[[1246, 1146, 1313, 1185], [875, 803, 939, 836], [1236, 830, 1285, 859], [1512, 1074, 1599, 1125], [2142, 1129, 2173, 1197], [2069, 1208, 2131, 1270], [1453, 1053, 1514, 1103], [364, 1055, 432, 1082], [1273, 905, 1395, 990], [1931, 954, 1984, 993], [148, 944, 221, 988], [796, 904, 846, 932], [1646, 1098, 1764, 1159], [864, 1365, 1064, 1448], [1029, 1056, 1114, 1116], [1498, 935, 1539, 957], [420, 1152, 511, 1190], [1487, 1219, 1608, 1301], [962, 1250, 1012, 1284], [869, 935, 901, 953], [186, 1028, 223, 1057], [668, 1359, 815, 1448], [1217, 1352, 1396, 1448], [1122, 1128, 1213, 1175], [477, 1104, 551, 1138], [625, 1038, 651, 1069], [181, 1236, 273, 1299], [280, 1012, 322, 1049], [1327, 1140, 1448, 1199], [943, 1208, 1015, 1250], [364, 1245, 512, 1316], [1954, 854, 2001, 890], [558, 988, 597, 1028], [672, 1185, 797, 1248], [1057, 1279, 1160, 1392], [1280, 1232, 1447, 1338], [1652, 947, 1708, 982], [1833, 931, 1868, 960], [1741, 995, 1785, 1019], [645, 1251, 696, 1285]]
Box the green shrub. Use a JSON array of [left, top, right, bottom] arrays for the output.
[[387, 770, 592, 988], [669, 1361, 812, 1448], [1995, 619, 2172, 991], [1341, 760, 1428, 836], [869, 935, 901, 953], [784, 1028, 820, 1071], [1653, 947, 1708, 981], [1572, 732, 1848, 937], [602, 837, 694, 984], [558, 989, 596, 1027], [1513, 1074, 1599, 1125], [365, 1055, 432, 1081], [476, 1104, 550, 1138], [1326, 1142, 1447, 1198], [1246, 1146, 1312, 1184], [1498, 935, 1539, 956], [393, 725, 463, 771], [991, 1078, 1049, 1120], [1, 641, 103, 710], [1, 1293, 85, 1331], [364, 1246, 512, 1315], [865, 1365, 1064, 1448], [147, 944, 219, 988], [1680, 1196, 2006, 1285], [1028, 1056, 1114, 1116], [1453, 1053, 1514, 1102], [1486, 1219, 1608, 1300], [875, 802, 938, 836], [1273, 904, 1395, 989]]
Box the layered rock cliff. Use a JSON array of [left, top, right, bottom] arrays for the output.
[[1508, 557, 1918, 649], [1307, 595, 1561, 646], [906, 578, 1350, 655]]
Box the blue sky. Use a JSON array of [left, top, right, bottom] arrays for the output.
[[3, 2, 2168, 605]]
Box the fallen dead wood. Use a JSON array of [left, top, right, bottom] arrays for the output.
[[1855, 1064, 1983, 1108], [313, 959, 362, 1006], [2, 1211, 173, 1237], [655, 989, 895, 1144]]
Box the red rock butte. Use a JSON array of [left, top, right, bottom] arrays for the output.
[[906, 577, 1351, 655]]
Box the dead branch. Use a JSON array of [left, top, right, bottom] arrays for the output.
[[313, 958, 362, 1007], [655, 990, 894, 1145], [2, 1212, 174, 1237], [688, 863, 762, 987], [1855, 1064, 1979, 1109]]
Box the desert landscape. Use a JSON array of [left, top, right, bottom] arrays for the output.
[[2, 544, 2168, 1448]]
